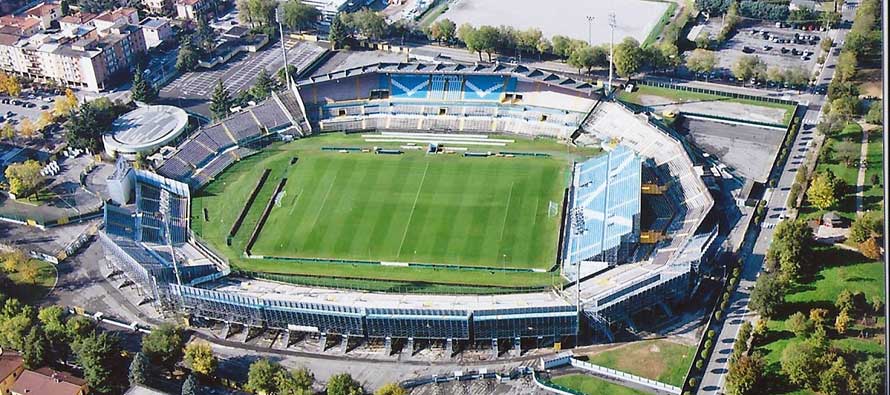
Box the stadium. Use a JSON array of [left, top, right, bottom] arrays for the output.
[[100, 62, 719, 354]]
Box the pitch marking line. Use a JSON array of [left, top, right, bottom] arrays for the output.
[[496, 181, 515, 261], [396, 162, 430, 259]]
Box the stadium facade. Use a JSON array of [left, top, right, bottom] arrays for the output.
[[100, 62, 719, 351]]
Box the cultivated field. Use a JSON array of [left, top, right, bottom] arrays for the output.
[[191, 133, 599, 291]]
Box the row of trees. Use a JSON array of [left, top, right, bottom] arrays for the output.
[[64, 97, 131, 152], [0, 294, 128, 394], [1, 89, 78, 143], [207, 66, 283, 120], [244, 358, 407, 395]]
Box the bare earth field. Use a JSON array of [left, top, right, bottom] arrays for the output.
[[437, 0, 669, 46]]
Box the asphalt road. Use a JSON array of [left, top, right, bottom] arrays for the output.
[[696, 8, 854, 394]]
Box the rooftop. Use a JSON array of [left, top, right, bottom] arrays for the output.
[[103, 105, 189, 154], [0, 350, 23, 380], [140, 17, 169, 29], [25, 3, 59, 17], [10, 368, 87, 395]]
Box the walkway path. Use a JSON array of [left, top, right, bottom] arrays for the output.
[[855, 127, 870, 216]]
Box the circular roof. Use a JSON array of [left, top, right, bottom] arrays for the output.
[[103, 105, 189, 154]]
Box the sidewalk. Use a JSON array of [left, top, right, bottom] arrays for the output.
[[855, 127, 869, 216]]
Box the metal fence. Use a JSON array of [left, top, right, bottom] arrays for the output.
[[637, 80, 798, 106]]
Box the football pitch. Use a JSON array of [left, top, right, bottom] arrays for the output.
[[252, 151, 565, 269], [191, 133, 598, 290]]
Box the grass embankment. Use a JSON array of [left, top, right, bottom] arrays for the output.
[[551, 374, 648, 395], [3, 259, 57, 303], [753, 246, 885, 394], [642, 1, 679, 47], [191, 133, 598, 291], [618, 84, 796, 125], [582, 339, 694, 387]]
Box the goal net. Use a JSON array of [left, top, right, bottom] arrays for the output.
[[548, 201, 559, 218], [274, 191, 287, 207]]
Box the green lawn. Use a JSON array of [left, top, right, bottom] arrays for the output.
[[862, 128, 883, 212], [192, 133, 597, 290], [617, 85, 796, 125], [798, 123, 864, 221], [550, 374, 647, 395], [4, 259, 57, 303], [642, 1, 679, 47], [583, 339, 694, 387], [753, 246, 885, 394]]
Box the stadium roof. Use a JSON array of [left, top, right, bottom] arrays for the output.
[[298, 62, 602, 97], [564, 145, 641, 266], [102, 105, 188, 156]]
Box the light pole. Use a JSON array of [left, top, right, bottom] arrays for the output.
[[275, 8, 292, 91], [608, 13, 616, 94], [586, 16, 594, 46]]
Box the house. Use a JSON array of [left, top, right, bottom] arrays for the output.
[[24, 3, 62, 30], [139, 17, 173, 49], [821, 211, 843, 228], [59, 13, 98, 31], [141, 0, 174, 15], [0, 16, 41, 37], [175, 0, 215, 20], [10, 367, 88, 395], [789, 0, 822, 11], [124, 384, 170, 395], [0, 350, 25, 395]]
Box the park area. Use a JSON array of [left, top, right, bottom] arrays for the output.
[[1, 250, 57, 303], [191, 133, 599, 292]]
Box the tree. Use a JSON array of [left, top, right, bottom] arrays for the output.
[[375, 383, 407, 395], [749, 272, 785, 317], [328, 13, 348, 49], [821, 11, 841, 29], [819, 356, 855, 395], [141, 323, 184, 374], [835, 51, 857, 82], [65, 98, 126, 152], [475, 25, 500, 62], [820, 37, 834, 53], [249, 69, 275, 100], [429, 19, 456, 44], [781, 341, 826, 390], [276, 367, 314, 394], [181, 374, 199, 395], [209, 80, 232, 120], [785, 311, 813, 337], [613, 38, 643, 77], [685, 49, 717, 76], [865, 100, 882, 124], [184, 341, 217, 378], [535, 38, 552, 59], [18, 118, 36, 139], [568, 46, 598, 75], [72, 331, 126, 395], [66, 314, 95, 342], [807, 171, 840, 210], [175, 41, 199, 72], [725, 353, 766, 395], [346, 9, 388, 40], [855, 357, 885, 395], [859, 237, 882, 260], [130, 66, 157, 103], [0, 72, 22, 97], [327, 373, 363, 395], [835, 289, 855, 313], [834, 140, 859, 166], [1, 123, 14, 140], [2, 250, 27, 273], [551, 35, 573, 58], [53, 89, 79, 118], [129, 352, 149, 386], [767, 220, 814, 280], [732, 55, 766, 83], [246, 359, 281, 394], [4, 160, 44, 198], [281, 0, 320, 31], [22, 325, 48, 369], [17, 262, 39, 284], [850, 212, 884, 243], [695, 0, 732, 14], [834, 308, 851, 333], [61, 0, 71, 15], [809, 308, 828, 326]]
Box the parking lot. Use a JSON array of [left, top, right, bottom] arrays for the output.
[[160, 39, 326, 101], [699, 20, 827, 83], [1, 93, 56, 126]]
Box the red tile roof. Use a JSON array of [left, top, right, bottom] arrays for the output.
[[10, 368, 88, 395], [0, 350, 24, 382], [25, 3, 60, 17]]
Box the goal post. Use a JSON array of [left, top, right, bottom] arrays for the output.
[[274, 190, 287, 207]]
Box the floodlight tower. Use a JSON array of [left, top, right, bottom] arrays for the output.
[[608, 13, 616, 94], [275, 8, 292, 91], [586, 16, 594, 46]]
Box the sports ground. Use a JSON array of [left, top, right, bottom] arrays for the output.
[[191, 133, 599, 292]]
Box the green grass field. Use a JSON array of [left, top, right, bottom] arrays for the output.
[[3, 259, 57, 303], [582, 339, 694, 387], [192, 133, 598, 290], [550, 374, 647, 395]]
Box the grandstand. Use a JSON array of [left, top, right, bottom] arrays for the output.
[[101, 62, 722, 352], [156, 90, 308, 187]]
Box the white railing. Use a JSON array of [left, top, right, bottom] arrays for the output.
[[570, 358, 682, 394]]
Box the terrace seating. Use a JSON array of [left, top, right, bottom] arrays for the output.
[[196, 125, 236, 151], [251, 99, 292, 131], [223, 112, 263, 142]]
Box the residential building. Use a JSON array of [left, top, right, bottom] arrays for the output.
[[0, 16, 41, 37], [92, 8, 140, 32], [10, 367, 88, 395], [0, 350, 25, 395], [59, 13, 97, 31], [0, 8, 147, 92], [140, 17, 173, 48], [175, 0, 214, 20], [23, 3, 62, 30], [301, 0, 350, 21], [142, 0, 174, 16]]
